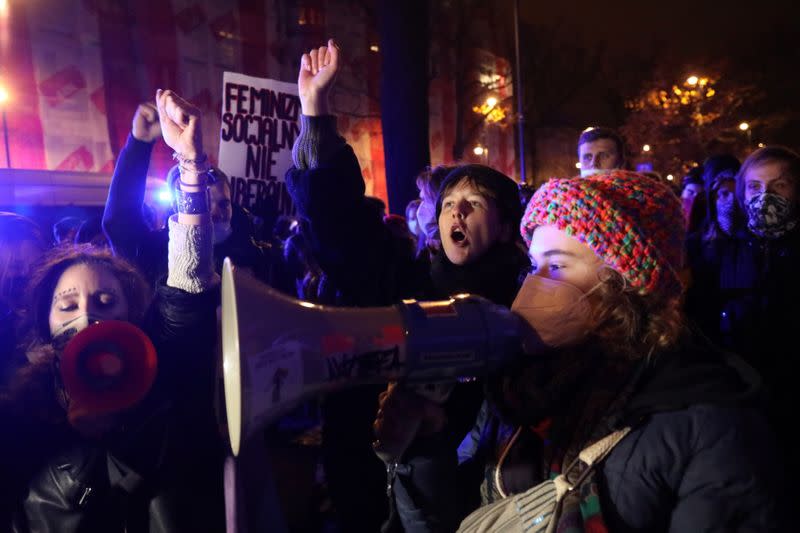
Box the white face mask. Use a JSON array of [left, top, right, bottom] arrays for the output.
[[580, 168, 607, 178], [510, 274, 593, 350], [214, 221, 233, 243], [51, 314, 102, 349]]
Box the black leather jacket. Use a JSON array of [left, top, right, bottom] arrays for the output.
[[10, 284, 225, 533]]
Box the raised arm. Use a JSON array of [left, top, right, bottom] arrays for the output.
[[286, 40, 422, 305], [102, 103, 160, 261], [155, 89, 218, 294]]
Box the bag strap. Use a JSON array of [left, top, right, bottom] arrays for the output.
[[577, 427, 631, 466], [553, 427, 631, 502]]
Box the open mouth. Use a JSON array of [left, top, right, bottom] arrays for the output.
[[451, 226, 468, 244]]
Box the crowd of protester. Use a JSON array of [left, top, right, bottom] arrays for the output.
[[0, 38, 795, 532]]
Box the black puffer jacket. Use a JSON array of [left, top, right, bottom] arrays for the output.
[[392, 334, 786, 532], [8, 284, 225, 533]]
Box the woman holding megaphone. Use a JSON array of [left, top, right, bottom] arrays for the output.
[[1, 90, 225, 533], [375, 172, 787, 532]]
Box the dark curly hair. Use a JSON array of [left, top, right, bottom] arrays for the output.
[[24, 245, 151, 343], [2, 246, 151, 424]]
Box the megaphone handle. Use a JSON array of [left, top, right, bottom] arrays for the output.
[[372, 382, 454, 464]]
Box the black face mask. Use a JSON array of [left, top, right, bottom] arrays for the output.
[[746, 193, 798, 239]]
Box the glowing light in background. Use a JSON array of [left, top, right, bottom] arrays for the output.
[[642, 144, 651, 152], [666, 174, 674, 181], [0, 85, 8, 104], [575, 162, 582, 169], [472, 96, 506, 123], [369, 44, 379, 52], [686, 75, 699, 86], [157, 187, 173, 203], [738, 122, 749, 131], [473, 145, 485, 156]]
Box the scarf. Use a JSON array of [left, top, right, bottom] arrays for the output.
[[428, 241, 530, 307], [485, 353, 641, 533]]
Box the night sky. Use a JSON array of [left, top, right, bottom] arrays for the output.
[[519, 0, 800, 147]]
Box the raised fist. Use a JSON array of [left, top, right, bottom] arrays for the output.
[[297, 38, 340, 116], [155, 89, 203, 159], [131, 102, 161, 143]]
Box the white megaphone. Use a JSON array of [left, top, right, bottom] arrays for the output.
[[220, 257, 529, 457]]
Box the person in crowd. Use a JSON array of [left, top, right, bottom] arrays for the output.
[[679, 166, 705, 232], [414, 164, 455, 260], [690, 146, 798, 482], [52, 216, 83, 246], [375, 170, 785, 532], [0, 89, 226, 533], [286, 39, 530, 533], [74, 215, 109, 247], [577, 126, 625, 177], [684, 155, 742, 339], [0, 213, 48, 386], [405, 198, 424, 252], [701, 154, 742, 240], [101, 102, 286, 292]]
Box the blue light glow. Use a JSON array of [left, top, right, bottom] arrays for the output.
[[157, 188, 173, 203]]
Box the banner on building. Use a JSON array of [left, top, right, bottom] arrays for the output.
[[218, 72, 300, 225]]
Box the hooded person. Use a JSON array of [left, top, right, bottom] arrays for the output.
[[375, 170, 785, 532], [701, 154, 742, 240]]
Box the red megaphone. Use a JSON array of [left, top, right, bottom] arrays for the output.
[[60, 320, 158, 425]]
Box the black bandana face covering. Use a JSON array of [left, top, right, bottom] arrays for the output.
[[746, 193, 798, 239]]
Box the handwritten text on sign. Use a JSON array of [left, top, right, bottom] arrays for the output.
[[218, 72, 300, 218]]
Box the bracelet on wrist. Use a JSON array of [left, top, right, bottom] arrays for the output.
[[174, 188, 210, 215], [173, 151, 211, 171], [176, 175, 208, 190]]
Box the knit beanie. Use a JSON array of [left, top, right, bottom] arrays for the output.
[[435, 164, 523, 232], [520, 170, 685, 297]]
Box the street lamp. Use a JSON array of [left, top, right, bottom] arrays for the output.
[[739, 122, 752, 144], [0, 83, 10, 168]]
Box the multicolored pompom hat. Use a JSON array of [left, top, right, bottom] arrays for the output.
[[520, 170, 685, 297]]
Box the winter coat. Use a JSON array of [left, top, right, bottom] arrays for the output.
[[391, 334, 786, 532]]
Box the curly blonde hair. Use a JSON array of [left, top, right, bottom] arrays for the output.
[[588, 268, 684, 360]]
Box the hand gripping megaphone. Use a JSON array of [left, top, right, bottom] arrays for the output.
[[220, 258, 529, 457], [59, 320, 158, 431]]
